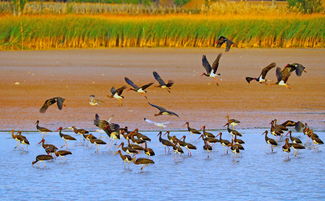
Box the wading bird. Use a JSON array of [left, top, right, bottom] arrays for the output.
[[245, 62, 276, 84], [39, 97, 65, 113], [35, 120, 52, 135], [32, 154, 54, 167], [263, 130, 278, 153]]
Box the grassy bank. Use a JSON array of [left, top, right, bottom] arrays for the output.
[[0, 15, 324, 50]]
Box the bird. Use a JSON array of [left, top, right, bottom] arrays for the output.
[[153, 71, 174, 93], [203, 139, 213, 158], [115, 150, 133, 169], [217, 132, 231, 154], [71, 126, 89, 135], [263, 130, 278, 153], [118, 142, 138, 155], [32, 154, 54, 167], [286, 131, 302, 144], [225, 124, 243, 137], [216, 36, 234, 52], [225, 115, 240, 129], [89, 95, 104, 106], [35, 120, 52, 134], [89, 138, 107, 152], [144, 142, 155, 157], [179, 136, 197, 156], [132, 157, 154, 171], [148, 102, 179, 117], [144, 118, 169, 128], [282, 138, 291, 160], [157, 131, 174, 154], [124, 77, 153, 95], [289, 141, 305, 157], [11, 130, 29, 150], [281, 120, 305, 132], [38, 138, 58, 153], [108, 86, 127, 106], [201, 126, 215, 138], [201, 53, 222, 85], [39, 97, 65, 113], [94, 113, 120, 138], [275, 63, 307, 88], [185, 122, 201, 135], [57, 127, 77, 147], [245, 62, 276, 84], [54, 150, 72, 158]]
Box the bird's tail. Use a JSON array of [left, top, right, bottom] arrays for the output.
[[245, 77, 255, 83]]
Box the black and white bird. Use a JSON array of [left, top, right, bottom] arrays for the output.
[[201, 53, 223, 84], [245, 62, 276, 84], [39, 97, 65, 113], [275, 63, 307, 88], [153, 71, 174, 93], [109, 86, 126, 106], [148, 102, 179, 117], [216, 36, 234, 52], [124, 77, 153, 94]]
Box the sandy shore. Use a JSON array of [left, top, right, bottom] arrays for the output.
[[0, 48, 324, 131]]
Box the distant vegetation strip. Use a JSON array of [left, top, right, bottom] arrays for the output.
[[0, 15, 324, 50]]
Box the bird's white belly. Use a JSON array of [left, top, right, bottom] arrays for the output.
[[161, 86, 167, 89], [278, 80, 286, 86], [113, 94, 122, 99], [258, 77, 265, 82], [137, 89, 145, 93], [209, 72, 216, 78]]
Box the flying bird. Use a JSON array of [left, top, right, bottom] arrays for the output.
[[148, 102, 179, 117], [201, 53, 223, 85], [245, 62, 277, 84], [109, 86, 126, 106], [89, 95, 104, 106], [216, 36, 234, 52], [124, 77, 153, 94], [153, 71, 174, 93], [275, 63, 307, 88], [144, 118, 170, 128], [39, 97, 65, 113]]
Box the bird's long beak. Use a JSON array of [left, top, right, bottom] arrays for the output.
[[114, 151, 119, 155], [285, 131, 290, 136], [223, 123, 228, 127]]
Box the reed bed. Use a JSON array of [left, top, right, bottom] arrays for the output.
[[0, 15, 323, 50]]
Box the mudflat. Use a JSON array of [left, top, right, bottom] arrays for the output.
[[0, 48, 324, 130]]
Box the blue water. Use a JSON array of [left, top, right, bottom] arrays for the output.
[[0, 129, 324, 201]]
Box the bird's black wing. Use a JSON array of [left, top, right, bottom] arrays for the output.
[[291, 63, 306, 76], [110, 87, 117, 95], [141, 83, 154, 90], [116, 86, 126, 96], [148, 102, 166, 112], [55, 97, 65, 110], [225, 39, 234, 52], [39, 98, 56, 113], [260, 62, 276, 79], [166, 80, 174, 88], [216, 36, 226, 47], [153, 71, 166, 85], [167, 110, 180, 118], [202, 55, 212, 74], [211, 53, 222, 73], [275, 67, 283, 83], [125, 77, 139, 89], [281, 66, 293, 83]]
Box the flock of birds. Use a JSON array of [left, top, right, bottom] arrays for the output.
[[8, 36, 315, 171]]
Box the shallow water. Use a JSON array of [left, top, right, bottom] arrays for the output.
[[1, 129, 324, 201]]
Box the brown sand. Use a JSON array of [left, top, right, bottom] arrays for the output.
[[0, 48, 324, 131]]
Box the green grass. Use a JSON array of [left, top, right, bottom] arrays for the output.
[[0, 15, 324, 50]]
